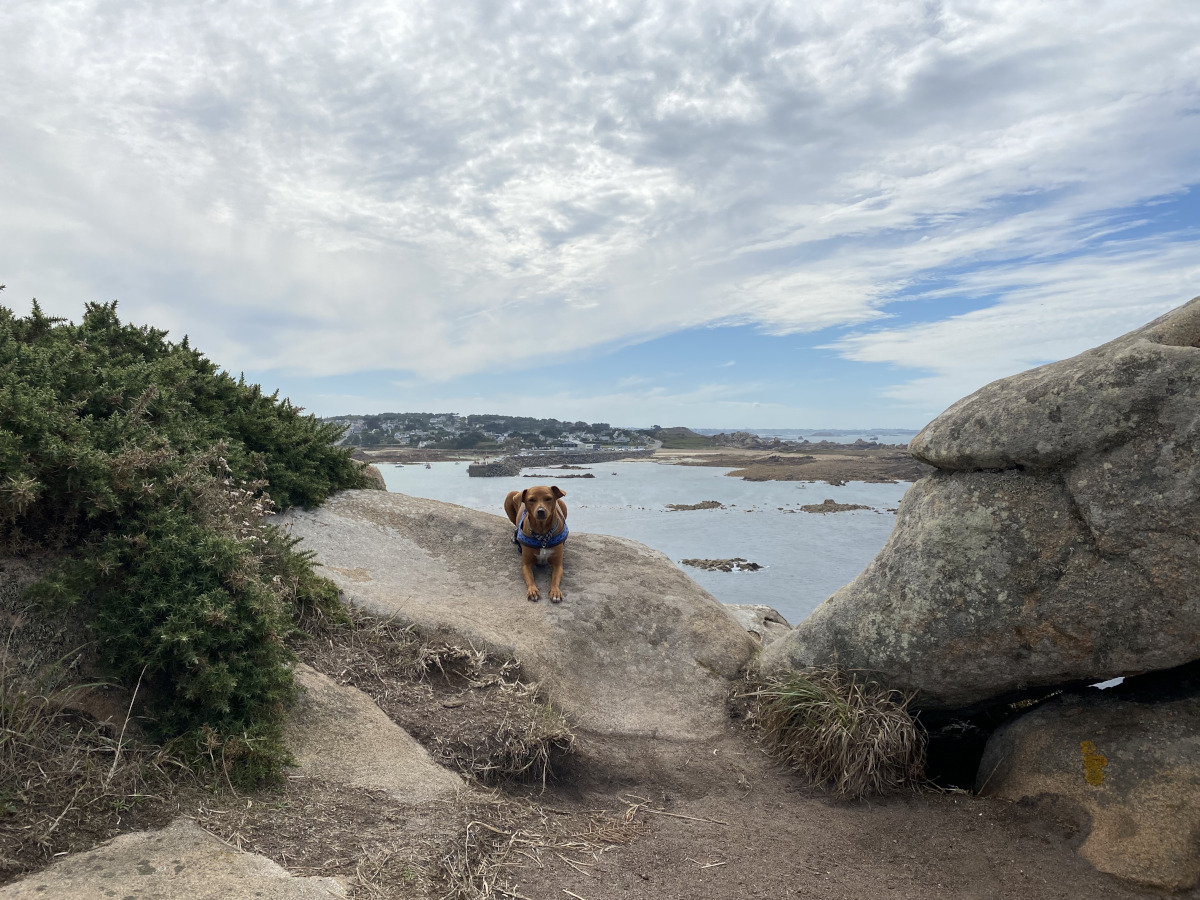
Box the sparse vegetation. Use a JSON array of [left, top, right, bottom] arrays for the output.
[[0, 297, 369, 786], [0, 638, 183, 874], [297, 609, 576, 785], [754, 666, 926, 799], [435, 795, 644, 900]]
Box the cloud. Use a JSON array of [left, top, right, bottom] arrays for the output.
[[829, 238, 1200, 413], [1, 0, 1198, 402]]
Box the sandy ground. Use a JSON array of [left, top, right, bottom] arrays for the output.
[[508, 729, 1169, 900]]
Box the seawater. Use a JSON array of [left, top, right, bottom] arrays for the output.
[[380, 461, 911, 626]]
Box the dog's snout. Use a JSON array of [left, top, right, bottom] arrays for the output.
[[535, 507, 548, 519]]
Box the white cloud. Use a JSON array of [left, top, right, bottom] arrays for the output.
[[829, 239, 1200, 415], [0, 0, 1198, 401]]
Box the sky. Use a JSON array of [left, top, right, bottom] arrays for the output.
[[2, 1, 1198, 430]]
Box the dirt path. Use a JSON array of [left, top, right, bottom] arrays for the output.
[[502, 730, 1164, 900], [196, 617, 1193, 900]]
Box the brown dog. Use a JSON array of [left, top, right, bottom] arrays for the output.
[[504, 485, 568, 602]]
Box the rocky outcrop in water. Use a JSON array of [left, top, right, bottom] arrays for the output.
[[467, 458, 522, 477], [798, 499, 870, 514], [681, 557, 761, 572], [762, 297, 1200, 711]]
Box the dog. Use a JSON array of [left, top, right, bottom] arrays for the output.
[[504, 485, 568, 602]]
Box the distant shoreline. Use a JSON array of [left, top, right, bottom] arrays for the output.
[[654, 445, 932, 485], [358, 442, 932, 486]]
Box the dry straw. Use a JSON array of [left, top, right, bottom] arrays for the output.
[[1, 631, 177, 871], [754, 666, 926, 799]]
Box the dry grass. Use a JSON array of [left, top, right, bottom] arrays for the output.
[[436, 794, 645, 900], [752, 666, 926, 800], [296, 609, 576, 786], [0, 631, 183, 879]]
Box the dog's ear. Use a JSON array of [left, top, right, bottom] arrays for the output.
[[520, 488, 529, 503], [551, 485, 565, 499]]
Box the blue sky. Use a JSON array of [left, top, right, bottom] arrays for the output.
[[3, 0, 1198, 429]]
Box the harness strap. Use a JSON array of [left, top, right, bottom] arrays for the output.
[[514, 508, 569, 549]]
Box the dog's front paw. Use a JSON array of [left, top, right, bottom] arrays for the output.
[[549, 587, 563, 603], [527, 586, 540, 602]]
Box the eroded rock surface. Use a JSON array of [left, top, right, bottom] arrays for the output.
[[286, 664, 462, 802], [762, 297, 1200, 709], [278, 491, 756, 740], [724, 604, 791, 647], [0, 818, 345, 899], [978, 690, 1200, 890]]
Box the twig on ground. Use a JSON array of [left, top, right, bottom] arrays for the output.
[[105, 665, 146, 789], [617, 794, 728, 826], [556, 853, 596, 878]]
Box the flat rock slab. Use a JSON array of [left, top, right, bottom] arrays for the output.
[[979, 691, 1200, 890], [278, 491, 756, 740], [0, 817, 345, 899], [286, 664, 462, 802]]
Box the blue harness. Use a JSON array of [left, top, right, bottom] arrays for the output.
[[513, 509, 569, 550]]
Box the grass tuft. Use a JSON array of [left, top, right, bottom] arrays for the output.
[[753, 666, 925, 799]]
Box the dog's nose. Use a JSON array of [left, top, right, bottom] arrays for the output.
[[535, 508, 548, 518]]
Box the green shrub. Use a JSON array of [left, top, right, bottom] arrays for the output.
[[1, 297, 368, 785]]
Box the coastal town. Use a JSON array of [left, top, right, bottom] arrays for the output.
[[323, 411, 649, 452]]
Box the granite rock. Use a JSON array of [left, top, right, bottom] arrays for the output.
[[978, 690, 1200, 890], [278, 491, 756, 740], [0, 818, 345, 899], [762, 297, 1200, 709]]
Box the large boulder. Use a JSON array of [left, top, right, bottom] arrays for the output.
[[978, 690, 1200, 890], [277, 491, 756, 740], [0, 817, 345, 899], [762, 297, 1200, 709]]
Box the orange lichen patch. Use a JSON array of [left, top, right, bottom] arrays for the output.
[[1081, 740, 1109, 786]]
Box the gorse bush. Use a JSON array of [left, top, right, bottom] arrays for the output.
[[1, 296, 368, 784]]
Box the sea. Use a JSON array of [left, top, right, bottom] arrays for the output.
[[380, 460, 913, 626]]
